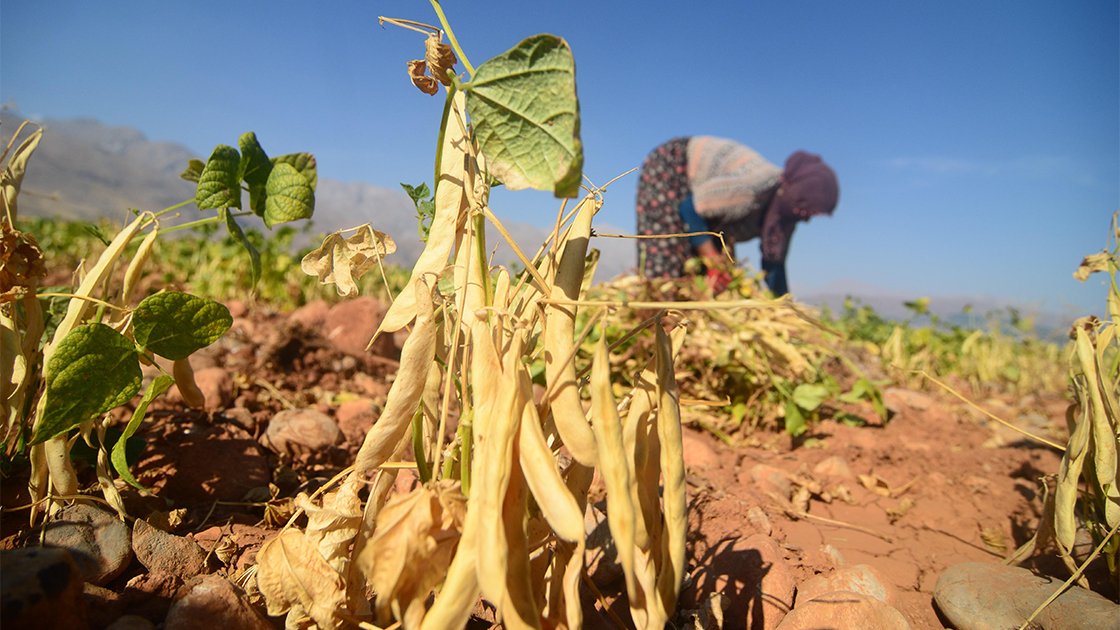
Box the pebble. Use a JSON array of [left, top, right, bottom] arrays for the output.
[[742, 533, 796, 630], [164, 574, 272, 630], [934, 561, 1120, 630], [812, 455, 855, 481], [681, 429, 721, 471], [289, 299, 330, 330], [797, 564, 897, 607], [882, 387, 933, 412], [776, 590, 911, 629], [747, 506, 772, 536], [1, 547, 87, 629], [261, 408, 342, 454], [106, 614, 157, 630], [324, 296, 395, 358], [335, 397, 378, 445], [748, 463, 794, 500], [132, 519, 210, 580], [41, 503, 133, 585], [191, 366, 234, 411]]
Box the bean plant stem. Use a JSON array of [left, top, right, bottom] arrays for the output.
[[161, 211, 253, 235], [428, 1, 474, 76]]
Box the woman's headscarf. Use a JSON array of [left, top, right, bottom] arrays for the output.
[[760, 150, 839, 263]]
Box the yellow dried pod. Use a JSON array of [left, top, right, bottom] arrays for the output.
[[589, 332, 640, 604], [354, 280, 437, 477], [516, 369, 584, 543], [121, 226, 158, 306], [654, 324, 687, 615], [173, 358, 205, 409], [474, 332, 527, 610], [375, 91, 470, 337], [1075, 327, 1117, 487], [543, 196, 599, 466], [1055, 381, 1092, 551]]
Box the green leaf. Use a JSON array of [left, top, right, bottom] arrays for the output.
[[263, 162, 314, 228], [180, 159, 206, 183], [30, 324, 142, 445], [222, 210, 261, 288], [792, 383, 830, 412], [195, 145, 242, 210], [111, 375, 174, 490], [239, 132, 272, 218], [133, 291, 232, 360], [272, 153, 318, 190], [466, 34, 583, 198], [784, 400, 807, 437], [401, 182, 436, 242]]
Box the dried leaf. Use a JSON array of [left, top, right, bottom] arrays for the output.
[[408, 59, 439, 95], [0, 224, 46, 303], [857, 473, 892, 497], [256, 529, 347, 630], [1073, 251, 1111, 282], [300, 226, 396, 297], [357, 481, 466, 629], [425, 33, 457, 86], [299, 475, 363, 573]]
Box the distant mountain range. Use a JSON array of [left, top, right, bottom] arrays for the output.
[[1, 109, 635, 280], [1, 110, 1075, 334]]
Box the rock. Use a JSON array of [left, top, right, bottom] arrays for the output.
[[687, 531, 796, 630], [84, 582, 126, 629], [748, 463, 794, 500], [776, 591, 911, 629], [289, 299, 330, 330], [336, 397, 378, 445], [812, 455, 855, 481], [797, 564, 897, 607], [882, 387, 933, 413], [132, 519, 210, 581], [222, 406, 257, 433], [106, 614, 157, 630], [41, 503, 132, 585], [934, 561, 1120, 630], [164, 574, 271, 630], [681, 429, 721, 471], [747, 506, 772, 537], [191, 367, 234, 411], [324, 296, 396, 359], [1, 547, 87, 629], [224, 299, 249, 319], [262, 408, 342, 454], [742, 533, 797, 630]]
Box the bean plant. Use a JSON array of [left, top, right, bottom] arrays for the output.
[[0, 120, 319, 522]]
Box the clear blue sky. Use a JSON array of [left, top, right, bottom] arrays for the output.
[[2, 1, 1117, 316]]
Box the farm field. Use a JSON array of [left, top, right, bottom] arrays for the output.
[[2, 9, 1117, 628]]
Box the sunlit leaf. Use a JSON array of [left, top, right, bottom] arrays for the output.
[[263, 162, 314, 227], [132, 291, 232, 360], [466, 34, 583, 198], [300, 225, 396, 297], [195, 145, 241, 210], [239, 132, 272, 217], [31, 323, 141, 445]]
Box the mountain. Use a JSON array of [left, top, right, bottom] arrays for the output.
[[1, 110, 636, 280]]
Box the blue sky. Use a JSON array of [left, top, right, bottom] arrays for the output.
[[2, 1, 1117, 316]]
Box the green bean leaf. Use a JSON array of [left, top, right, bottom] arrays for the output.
[[466, 34, 583, 198], [111, 375, 174, 490], [263, 163, 314, 228], [133, 291, 232, 360], [195, 145, 242, 210], [30, 323, 142, 445]]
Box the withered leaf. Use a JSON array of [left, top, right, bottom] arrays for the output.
[[356, 480, 467, 629], [0, 224, 46, 302], [408, 59, 439, 95], [425, 33, 457, 86], [1074, 251, 1112, 282], [298, 475, 363, 573], [300, 225, 396, 297], [256, 529, 347, 630]]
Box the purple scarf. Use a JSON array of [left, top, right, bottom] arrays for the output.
[[761, 151, 839, 263]]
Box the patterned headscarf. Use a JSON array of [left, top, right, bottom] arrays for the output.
[[761, 151, 839, 263]]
